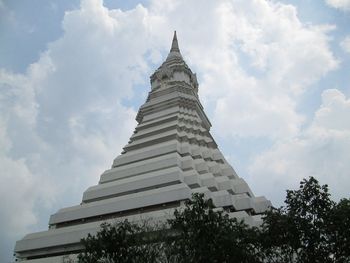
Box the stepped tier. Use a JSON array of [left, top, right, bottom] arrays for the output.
[[15, 32, 271, 262]]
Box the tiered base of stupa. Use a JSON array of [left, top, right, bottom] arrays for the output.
[[15, 126, 270, 262]]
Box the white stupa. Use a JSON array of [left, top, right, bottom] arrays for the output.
[[15, 32, 271, 262]]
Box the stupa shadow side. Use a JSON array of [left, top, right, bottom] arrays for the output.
[[14, 31, 271, 262]]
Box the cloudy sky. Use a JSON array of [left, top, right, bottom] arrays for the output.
[[1, 0, 350, 261]]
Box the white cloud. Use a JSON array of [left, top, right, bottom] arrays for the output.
[[0, 122, 38, 236], [248, 89, 350, 206], [0, 0, 147, 260], [0, 69, 54, 261], [151, 0, 337, 139], [313, 89, 350, 132], [326, 0, 350, 12], [200, 1, 337, 139], [340, 36, 350, 54]]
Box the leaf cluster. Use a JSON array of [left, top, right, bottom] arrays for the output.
[[78, 220, 162, 263], [165, 194, 261, 263], [261, 177, 350, 263]]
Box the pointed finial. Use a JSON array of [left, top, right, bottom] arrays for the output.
[[170, 31, 180, 52]]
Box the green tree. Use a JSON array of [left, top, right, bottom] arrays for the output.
[[328, 198, 350, 262], [165, 193, 261, 263], [261, 176, 350, 263], [78, 220, 163, 263]]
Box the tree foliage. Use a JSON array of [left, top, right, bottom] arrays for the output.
[[329, 198, 350, 262], [78, 177, 350, 263], [261, 177, 340, 262], [165, 194, 261, 263], [78, 220, 163, 263]]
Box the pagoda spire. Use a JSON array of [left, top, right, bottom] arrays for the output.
[[170, 31, 180, 52], [166, 31, 183, 60]]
